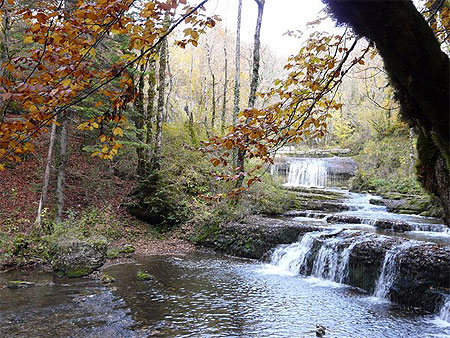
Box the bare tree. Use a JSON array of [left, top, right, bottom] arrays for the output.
[[36, 123, 56, 228], [236, 0, 265, 188], [153, 25, 169, 171], [221, 32, 229, 132]]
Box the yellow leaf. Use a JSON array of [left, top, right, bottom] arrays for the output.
[[113, 127, 123, 137], [0, 164, 4, 170], [24, 36, 33, 44], [62, 79, 71, 87], [99, 134, 107, 142]]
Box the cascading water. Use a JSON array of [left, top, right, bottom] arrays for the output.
[[267, 233, 317, 275], [311, 237, 340, 280], [373, 242, 418, 299], [266, 230, 367, 284], [271, 156, 358, 188], [335, 237, 370, 283], [440, 298, 450, 322], [285, 158, 328, 188]]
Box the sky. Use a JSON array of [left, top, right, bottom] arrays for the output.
[[204, 0, 336, 58]]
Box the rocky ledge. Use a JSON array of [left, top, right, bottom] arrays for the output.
[[198, 218, 450, 314], [197, 216, 321, 259]]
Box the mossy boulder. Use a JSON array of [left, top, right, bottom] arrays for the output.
[[119, 244, 135, 254], [6, 281, 35, 289], [101, 274, 116, 284], [50, 238, 107, 278], [136, 270, 152, 281]]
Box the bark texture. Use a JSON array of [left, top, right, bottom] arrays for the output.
[[153, 36, 168, 171]]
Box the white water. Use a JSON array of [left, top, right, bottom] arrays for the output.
[[440, 298, 450, 322], [264, 233, 317, 276], [284, 158, 328, 188], [266, 230, 367, 285], [373, 241, 418, 299]]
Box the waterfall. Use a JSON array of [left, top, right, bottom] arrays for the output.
[[336, 239, 365, 283], [268, 233, 317, 275], [440, 298, 450, 323], [311, 238, 340, 280], [373, 242, 417, 299], [267, 230, 365, 284], [285, 158, 328, 188]]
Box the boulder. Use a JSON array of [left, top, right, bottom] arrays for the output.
[[50, 238, 107, 277]]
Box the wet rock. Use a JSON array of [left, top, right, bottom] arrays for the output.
[[199, 216, 322, 259], [373, 219, 413, 232], [298, 201, 350, 213], [348, 236, 401, 292], [282, 210, 327, 219], [50, 238, 107, 278], [390, 244, 450, 312], [119, 244, 135, 254], [316, 324, 326, 337], [374, 195, 444, 219], [369, 199, 385, 206], [326, 215, 363, 224]]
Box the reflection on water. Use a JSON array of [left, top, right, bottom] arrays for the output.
[[1, 252, 449, 337]]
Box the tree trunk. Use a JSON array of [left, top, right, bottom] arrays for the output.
[[221, 37, 228, 132], [206, 42, 216, 129], [56, 117, 68, 223], [186, 45, 196, 143], [153, 34, 168, 171], [145, 61, 156, 172], [324, 0, 450, 223], [236, 0, 265, 188], [0, 7, 10, 79], [0, 5, 10, 117], [233, 0, 242, 168], [134, 59, 146, 178], [165, 50, 173, 122], [36, 122, 57, 228]]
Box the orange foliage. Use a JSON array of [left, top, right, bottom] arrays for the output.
[[0, 0, 217, 166]]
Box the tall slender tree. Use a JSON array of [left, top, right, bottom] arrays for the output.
[[233, 0, 242, 168], [236, 0, 265, 188], [221, 31, 229, 132], [153, 22, 169, 171]]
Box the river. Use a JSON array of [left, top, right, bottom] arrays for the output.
[[1, 252, 449, 337]]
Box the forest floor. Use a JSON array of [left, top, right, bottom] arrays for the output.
[[0, 128, 198, 270]]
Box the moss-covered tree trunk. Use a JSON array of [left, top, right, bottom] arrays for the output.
[[324, 0, 450, 224]]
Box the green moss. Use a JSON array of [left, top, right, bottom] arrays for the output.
[[119, 245, 135, 254], [6, 281, 35, 289], [136, 270, 152, 281], [65, 268, 93, 278], [106, 249, 120, 259], [100, 274, 116, 284]]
